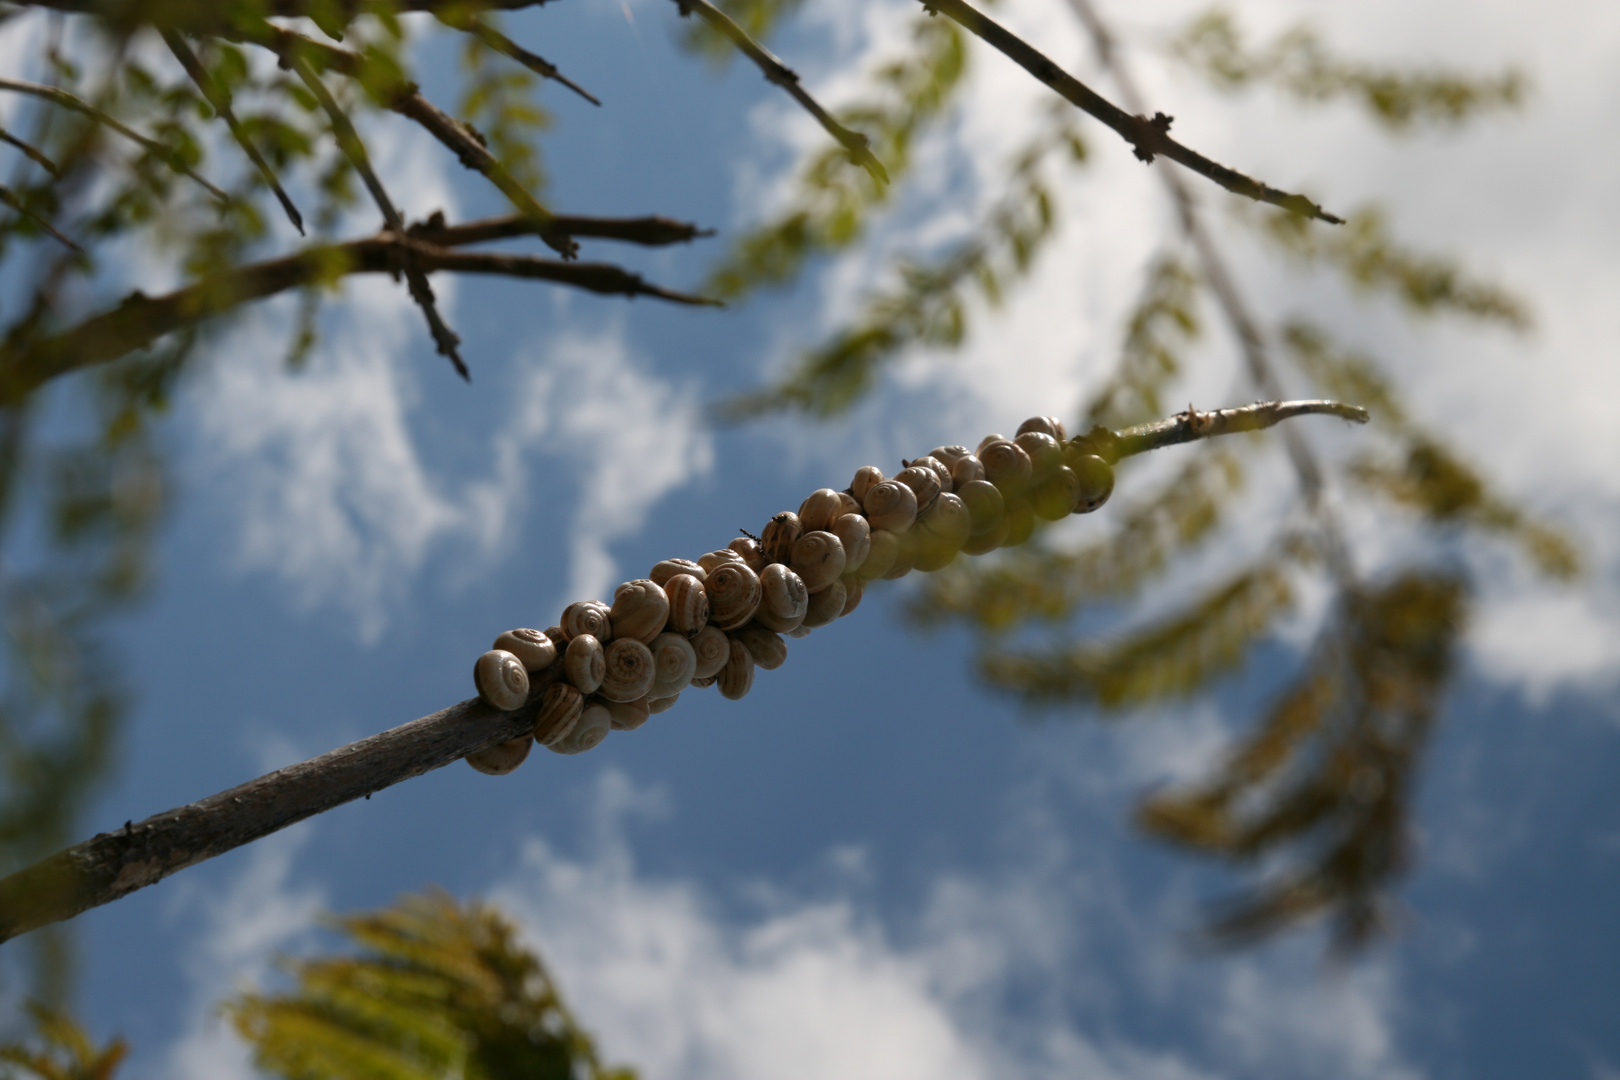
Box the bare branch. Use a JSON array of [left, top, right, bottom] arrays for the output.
[[0, 125, 60, 176], [438, 11, 601, 106], [0, 182, 79, 249], [921, 0, 1343, 224], [673, 0, 889, 184], [0, 399, 1364, 943], [411, 211, 714, 249], [160, 29, 304, 234], [0, 78, 229, 203], [1109, 400, 1369, 460]]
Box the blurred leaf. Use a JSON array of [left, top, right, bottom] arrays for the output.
[[679, 0, 808, 62], [0, 1004, 127, 1080], [1081, 253, 1201, 431]]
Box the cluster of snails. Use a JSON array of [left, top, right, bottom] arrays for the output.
[[465, 416, 1116, 774]]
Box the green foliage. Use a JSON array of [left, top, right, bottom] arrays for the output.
[[229, 890, 634, 1080], [457, 19, 550, 197], [680, 0, 808, 62], [0, 1005, 126, 1080], [1080, 253, 1202, 431]]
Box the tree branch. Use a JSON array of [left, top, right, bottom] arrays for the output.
[[0, 125, 60, 177], [411, 211, 714, 249], [672, 0, 889, 184], [0, 399, 1364, 944], [437, 11, 601, 106], [0, 182, 79, 249], [921, 0, 1343, 224]]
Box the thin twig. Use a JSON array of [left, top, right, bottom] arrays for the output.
[[0, 125, 60, 176], [438, 11, 601, 106], [4, 231, 719, 399], [672, 0, 889, 184], [922, 0, 1342, 224], [0, 78, 229, 203], [410, 211, 714, 249], [1110, 400, 1368, 460], [160, 29, 304, 234], [0, 398, 1363, 944], [0, 182, 79, 249]]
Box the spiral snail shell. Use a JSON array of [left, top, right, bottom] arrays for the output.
[[705, 562, 762, 630], [754, 562, 809, 633], [862, 480, 917, 533], [650, 558, 706, 586], [841, 576, 865, 617], [1032, 464, 1081, 521], [907, 455, 954, 495], [981, 440, 1033, 493], [851, 465, 886, 504], [698, 549, 746, 575], [560, 601, 613, 643], [951, 454, 985, 487], [1015, 431, 1064, 482], [606, 696, 652, 731], [474, 649, 530, 712], [977, 433, 1008, 455], [563, 634, 606, 694], [802, 578, 847, 628], [914, 492, 972, 570], [492, 628, 557, 673], [600, 637, 655, 702], [549, 702, 611, 755], [648, 693, 680, 715], [787, 624, 814, 639], [728, 536, 766, 572], [663, 572, 710, 637], [831, 513, 871, 574], [956, 478, 1005, 535], [465, 735, 532, 776], [734, 625, 787, 670], [929, 445, 971, 467], [650, 632, 698, 697], [533, 683, 583, 747], [857, 528, 900, 580], [761, 511, 802, 565], [1016, 415, 1068, 442], [1069, 452, 1115, 513], [717, 637, 755, 701], [610, 579, 670, 644], [691, 625, 731, 679], [790, 530, 846, 593], [894, 465, 941, 512], [690, 674, 717, 688], [798, 488, 847, 533]]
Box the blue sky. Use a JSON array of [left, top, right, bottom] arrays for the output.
[[4, 0, 1619, 1077]]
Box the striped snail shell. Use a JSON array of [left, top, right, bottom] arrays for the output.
[[607, 696, 652, 731], [728, 536, 766, 572], [951, 454, 985, 487], [907, 455, 954, 495], [648, 693, 680, 715], [754, 562, 809, 633], [663, 572, 710, 637], [912, 492, 971, 572], [600, 637, 656, 702], [549, 702, 611, 755], [465, 735, 532, 776], [705, 562, 762, 630], [1017, 415, 1068, 442], [1032, 465, 1081, 521], [956, 479, 1005, 535], [650, 631, 697, 697], [493, 628, 557, 673], [717, 637, 755, 701], [1069, 452, 1115, 513], [734, 625, 787, 670], [610, 579, 670, 644], [1014, 431, 1064, 482], [802, 578, 847, 628], [761, 511, 802, 565], [1003, 499, 1036, 547], [840, 576, 865, 617], [857, 528, 900, 581], [798, 488, 847, 533], [563, 634, 606, 694], [851, 465, 886, 504], [474, 649, 530, 712], [691, 624, 731, 679], [831, 513, 870, 574], [790, 530, 846, 593], [862, 479, 917, 533], [980, 439, 1033, 494], [533, 683, 583, 747], [560, 601, 613, 643], [698, 549, 746, 575], [650, 558, 706, 586], [894, 465, 941, 512], [977, 433, 1008, 455], [690, 674, 718, 688]]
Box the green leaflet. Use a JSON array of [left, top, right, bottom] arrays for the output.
[[0, 1004, 127, 1080]]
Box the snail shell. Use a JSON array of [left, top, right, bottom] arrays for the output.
[[648, 693, 680, 715], [650, 631, 697, 697], [600, 637, 656, 702], [858, 528, 900, 580], [786, 624, 814, 639], [754, 562, 808, 633], [610, 579, 670, 644], [798, 488, 847, 533], [717, 637, 755, 701], [840, 576, 864, 617], [981, 440, 1033, 493], [607, 696, 652, 731], [956, 479, 1005, 535], [907, 455, 954, 495], [492, 628, 557, 673], [1032, 465, 1081, 521], [563, 634, 606, 694], [690, 674, 717, 688], [951, 454, 985, 487], [698, 549, 746, 575], [850, 465, 886, 504], [882, 532, 915, 578], [761, 511, 802, 565], [663, 572, 711, 637], [560, 601, 613, 643], [549, 702, 611, 755], [929, 445, 971, 468], [790, 530, 847, 593], [977, 433, 1008, 455], [961, 517, 1008, 555], [728, 536, 766, 572], [465, 735, 532, 776], [862, 480, 917, 533], [474, 649, 530, 712], [705, 562, 762, 630], [831, 513, 870, 574], [1015, 431, 1064, 482], [1003, 499, 1036, 547], [916, 492, 972, 557], [802, 578, 847, 628], [533, 683, 583, 747], [1070, 452, 1115, 513], [650, 558, 707, 586], [691, 624, 731, 679], [734, 625, 787, 670], [894, 465, 941, 512], [1017, 415, 1068, 443]]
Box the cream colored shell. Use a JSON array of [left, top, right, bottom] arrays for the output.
[[650, 558, 706, 585], [533, 683, 583, 747], [831, 513, 870, 574], [493, 628, 557, 673], [754, 563, 809, 633], [862, 479, 917, 533], [950, 454, 985, 487], [563, 634, 606, 694], [698, 549, 745, 575], [790, 530, 847, 593], [465, 735, 532, 775], [610, 579, 670, 644], [798, 488, 846, 533], [802, 578, 846, 628], [1016, 414, 1068, 442], [691, 625, 731, 679], [549, 702, 611, 755], [894, 465, 941, 511], [663, 572, 710, 637], [600, 637, 655, 702], [607, 697, 651, 731], [728, 536, 766, 571], [734, 625, 787, 670], [761, 511, 802, 565], [648, 693, 680, 715], [841, 577, 865, 617], [474, 649, 530, 711], [705, 562, 762, 630], [560, 600, 613, 643], [850, 465, 885, 504], [718, 637, 755, 700], [650, 631, 698, 697], [858, 529, 900, 580], [980, 439, 1033, 492]]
